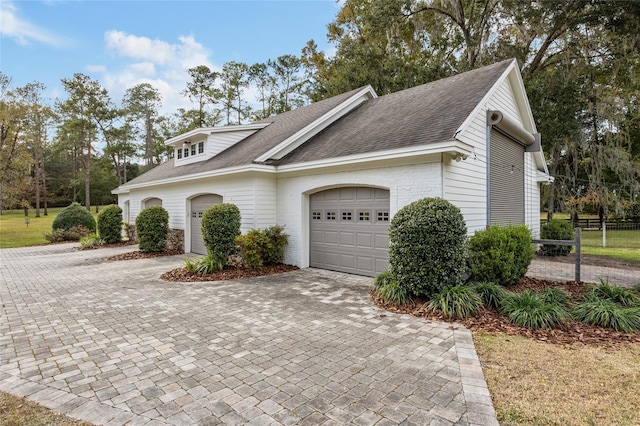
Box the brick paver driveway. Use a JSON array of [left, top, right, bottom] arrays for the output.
[[0, 244, 497, 425]]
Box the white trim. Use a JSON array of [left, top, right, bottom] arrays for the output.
[[112, 140, 470, 194], [113, 164, 277, 192], [275, 140, 473, 173], [164, 123, 270, 146], [254, 86, 378, 162]]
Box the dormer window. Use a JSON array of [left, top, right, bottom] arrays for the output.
[[198, 141, 204, 154], [177, 149, 182, 159], [191, 144, 196, 156], [184, 146, 189, 157]]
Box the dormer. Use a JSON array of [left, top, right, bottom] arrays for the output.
[[166, 123, 270, 166]]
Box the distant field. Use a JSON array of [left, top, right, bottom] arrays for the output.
[[0, 207, 98, 249]]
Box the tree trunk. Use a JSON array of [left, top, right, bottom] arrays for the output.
[[34, 148, 41, 218], [145, 110, 153, 171]]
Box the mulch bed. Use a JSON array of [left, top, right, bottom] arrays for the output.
[[371, 276, 640, 348], [106, 249, 184, 261], [160, 264, 299, 282]]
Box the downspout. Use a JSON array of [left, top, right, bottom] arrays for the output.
[[486, 110, 493, 227]]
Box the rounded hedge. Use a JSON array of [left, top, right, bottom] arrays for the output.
[[52, 202, 96, 232], [388, 197, 467, 297], [202, 203, 241, 264], [467, 224, 535, 286], [97, 204, 123, 244], [135, 206, 169, 252], [540, 219, 574, 256]]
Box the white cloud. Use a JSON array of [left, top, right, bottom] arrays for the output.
[[86, 64, 107, 73], [101, 31, 219, 115], [0, 1, 67, 47]]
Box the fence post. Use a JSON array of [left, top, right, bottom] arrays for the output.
[[575, 227, 581, 282], [602, 221, 606, 248]]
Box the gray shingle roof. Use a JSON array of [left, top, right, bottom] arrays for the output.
[[275, 59, 512, 165], [117, 59, 512, 189], [119, 86, 367, 188]]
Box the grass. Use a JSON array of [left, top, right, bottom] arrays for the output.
[[474, 332, 640, 426], [0, 392, 92, 426], [0, 208, 99, 248], [580, 229, 640, 263]]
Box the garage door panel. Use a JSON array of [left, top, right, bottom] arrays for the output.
[[310, 187, 389, 277], [190, 194, 222, 255]]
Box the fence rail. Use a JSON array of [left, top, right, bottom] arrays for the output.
[[540, 218, 640, 231], [533, 228, 581, 281]]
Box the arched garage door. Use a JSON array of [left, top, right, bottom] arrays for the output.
[[310, 187, 390, 277], [190, 194, 222, 254]]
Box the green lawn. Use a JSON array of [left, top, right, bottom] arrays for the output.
[[580, 229, 640, 263], [0, 208, 98, 248]]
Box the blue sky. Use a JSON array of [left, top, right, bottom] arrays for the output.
[[1, 0, 340, 113]]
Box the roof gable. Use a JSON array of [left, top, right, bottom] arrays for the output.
[[275, 59, 513, 165]]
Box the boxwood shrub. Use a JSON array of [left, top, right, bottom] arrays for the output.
[[540, 219, 574, 256], [467, 224, 535, 286], [52, 202, 96, 233], [202, 203, 241, 266], [136, 206, 169, 252], [97, 204, 122, 244], [388, 197, 467, 298]]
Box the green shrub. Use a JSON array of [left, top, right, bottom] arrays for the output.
[[51, 202, 96, 233], [79, 233, 104, 249], [236, 229, 268, 268], [388, 197, 467, 297], [97, 204, 123, 244], [184, 253, 224, 275], [374, 271, 413, 305], [540, 219, 574, 256], [136, 206, 169, 252], [236, 225, 289, 269], [586, 281, 640, 307], [44, 225, 92, 242], [501, 291, 569, 329], [472, 282, 511, 310], [572, 297, 640, 333], [467, 224, 535, 286], [202, 203, 241, 267], [427, 285, 483, 319]]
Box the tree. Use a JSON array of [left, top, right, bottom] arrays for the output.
[[269, 54, 307, 113], [220, 61, 251, 125], [182, 65, 221, 127], [122, 83, 162, 171], [0, 73, 32, 213]]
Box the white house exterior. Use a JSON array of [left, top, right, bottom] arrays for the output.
[[113, 59, 551, 277]]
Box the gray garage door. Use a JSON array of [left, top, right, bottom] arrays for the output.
[[490, 129, 525, 226], [190, 194, 223, 254], [310, 187, 390, 277]]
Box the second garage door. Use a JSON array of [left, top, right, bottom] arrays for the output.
[[190, 194, 223, 254], [310, 187, 390, 277]]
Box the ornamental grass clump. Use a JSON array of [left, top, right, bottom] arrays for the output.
[[467, 224, 535, 286], [388, 197, 467, 298], [373, 270, 413, 305], [184, 253, 224, 276], [427, 285, 483, 319], [501, 290, 569, 329], [572, 297, 640, 333], [586, 281, 640, 307], [471, 282, 511, 310], [539, 287, 571, 308]]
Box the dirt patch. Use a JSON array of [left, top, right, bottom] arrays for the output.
[[537, 252, 640, 270], [160, 264, 299, 282], [107, 249, 184, 261], [372, 277, 640, 348]]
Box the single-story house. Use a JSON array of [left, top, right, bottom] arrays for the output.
[[113, 58, 551, 277]]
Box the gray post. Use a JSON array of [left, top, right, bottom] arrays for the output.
[[575, 227, 581, 282]]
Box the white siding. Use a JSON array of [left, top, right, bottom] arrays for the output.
[[446, 76, 540, 235], [126, 174, 277, 253], [525, 152, 541, 238], [174, 130, 259, 166], [277, 162, 442, 268]]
